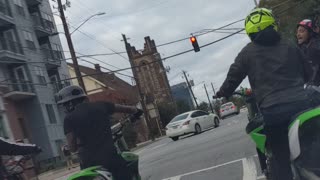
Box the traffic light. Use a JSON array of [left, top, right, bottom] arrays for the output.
[[190, 36, 200, 52]]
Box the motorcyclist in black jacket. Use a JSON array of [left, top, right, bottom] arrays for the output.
[[57, 85, 143, 180], [0, 137, 41, 179], [297, 19, 320, 85], [215, 8, 316, 180]]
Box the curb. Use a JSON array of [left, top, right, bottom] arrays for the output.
[[131, 136, 166, 152]]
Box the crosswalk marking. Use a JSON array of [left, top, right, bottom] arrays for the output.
[[242, 157, 257, 180]]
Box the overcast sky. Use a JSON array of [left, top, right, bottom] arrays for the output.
[[51, 0, 255, 103]]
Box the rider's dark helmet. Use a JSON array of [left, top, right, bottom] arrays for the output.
[[57, 85, 87, 113]]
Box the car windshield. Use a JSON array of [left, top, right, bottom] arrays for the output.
[[170, 114, 189, 123], [221, 103, 233, 109]]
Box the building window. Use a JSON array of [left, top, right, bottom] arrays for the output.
[[51, 43, 63, 60], [23, 31, 35, 50], [18, 118, 29, 139], [34, 66, 46, 85], [41, 13, 54, 30], [13, 0, 25, 16], [46, 104, 57, 124], [62, 75, 70, 87], [0, 0, 11, 17]]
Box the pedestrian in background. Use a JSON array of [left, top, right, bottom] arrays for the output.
[[62, 144, 73, 170]]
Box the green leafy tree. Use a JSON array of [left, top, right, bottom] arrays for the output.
[[176, 100, 192, 114], [198, 102, 209, 112], [158, 102, 178, 127], [259, 0, 320, 42]]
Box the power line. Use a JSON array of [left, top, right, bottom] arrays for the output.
[[275, 0, 305, 16], [4, 0, 295, 66], [75, 51, 130, 71], [68, 23, 130, 61], [0, 0, 298, 85], [77, 58, 134, 79], [200, 29, 244, 48], [75, 51, 133, 76], [0, 29, 245, 86], [169, 72, 182, 81]]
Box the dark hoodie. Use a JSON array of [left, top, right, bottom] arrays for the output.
[[299, 36, 320, 85], [219, 27, 312, 108]]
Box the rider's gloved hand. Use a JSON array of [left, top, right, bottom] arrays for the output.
[[33, 146, 42, 154], [130, 109, 143, 123], [134, 109, 143, 118], [215, 90, 225, 98]]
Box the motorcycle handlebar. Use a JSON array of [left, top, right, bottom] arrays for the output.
[[212, 92, 246, 99], [111, 114, 140, 135]]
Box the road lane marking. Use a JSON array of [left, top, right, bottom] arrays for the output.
[[242, 157, 257, 180], [149, 143, 168, 151], [162, 158, 244, 180], [135, 143, 168, 155]]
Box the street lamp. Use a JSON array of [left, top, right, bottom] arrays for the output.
[[70, 12, 106, 35]]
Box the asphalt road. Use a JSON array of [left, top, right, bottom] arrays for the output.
[[46, 109, 266, 180], [137, 110, 266, 180]]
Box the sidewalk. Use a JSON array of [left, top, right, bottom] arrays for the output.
[[38, 165, 80, 180], [131, 136, 166, 152]]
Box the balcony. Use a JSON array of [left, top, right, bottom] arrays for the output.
[[0, 1, 14, 29], [32, 15, 55, 38], [42, 49, 62, 69], [0, 38, 25, 63], [26, 0, 42, 7], [2, 79, 36, 101]]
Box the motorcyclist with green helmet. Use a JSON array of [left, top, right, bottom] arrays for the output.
[[215, 8, 319, 179], [57, 85, 143, 180]]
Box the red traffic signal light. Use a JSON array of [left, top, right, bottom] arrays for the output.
[[190, 36, 200, 52]]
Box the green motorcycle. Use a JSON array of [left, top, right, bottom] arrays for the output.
[[67, 116, 141, 180], [215, 89, 320, 180]]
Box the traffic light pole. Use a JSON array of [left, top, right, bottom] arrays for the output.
[[57, 0, 86, 93], [211, 83, 216, 96], [182, 71, 199, 109], [204, 84, 214, 113]]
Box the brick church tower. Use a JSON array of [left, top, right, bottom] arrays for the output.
[[125, 36, 173, 104], [123, 35, 174, 137]]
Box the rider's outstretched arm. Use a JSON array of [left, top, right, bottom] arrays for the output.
[[0, 137, 40, 155], [219, 50, 248, 97], [114, 104, 138, 114]]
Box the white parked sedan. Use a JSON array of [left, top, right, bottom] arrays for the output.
[[165, 110, 220, 141], [220, 102, 240, 119]]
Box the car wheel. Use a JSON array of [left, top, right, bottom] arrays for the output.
[[214, 118, 220, 128], [195, 124, 202, 134], [171, 137, 179, 141]]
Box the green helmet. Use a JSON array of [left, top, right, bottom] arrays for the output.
[[57, 85, 87, 104], [245, 8, 278, 36]]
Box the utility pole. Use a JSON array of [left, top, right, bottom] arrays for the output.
[[253, 0, 258, 7], [182, 71, 199, 109], [204, 84, 214, 113], [122, 34, 155, 141], [211, 83, 216, 96], [57, 0, 86, 93], [211, 82, 218, 115]]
